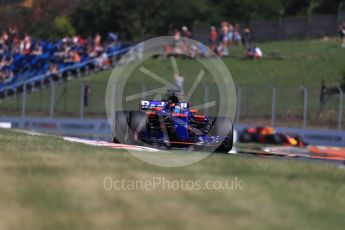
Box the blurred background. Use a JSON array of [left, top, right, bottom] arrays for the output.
[[0, 0, 344, 132], [1, 2, 345, 230]]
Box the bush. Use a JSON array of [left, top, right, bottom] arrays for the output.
[[54, 16, 76, 37]]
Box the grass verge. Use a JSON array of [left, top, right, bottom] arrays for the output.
[[0, 128, 345, 230]]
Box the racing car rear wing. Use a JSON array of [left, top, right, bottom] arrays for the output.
[[140, 100, 188, 110]]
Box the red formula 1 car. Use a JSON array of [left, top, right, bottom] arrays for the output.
[[238, 126, 307, 147]]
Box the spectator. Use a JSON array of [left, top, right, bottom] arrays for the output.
[[0, 68, 13, 83], [96, 51, 109, 68], [174, 73, 185, 97], [31, 42, 43, 55], [72, 34, 83, 46], [73, 50, 81, 63], [134, 42, 144, 61], [0, 25, 125, 90], [86, 35, 94, 54], [340, 21, 345, 48], [233, 24, 242, 45], [181, 26, 192, 38], [189, 44, 199, 58], [94, 33, 102, 51], [107, 32, 119, 52], [198, 43, 208, 58], [108, 32, 118, 45], [245, 46, 263, 59], [47, 63, 59, 75], [8, 25, 18, 44], [242, 28, 252, 49], [227, 23, 234, 45], [21, 33, 32, 55], [1, 31, 9, 45], [0, 43, 5, 56], [219, 21, 229, 47], [216, 43, 229, 57], [63, 49, 74, 63], [181, 26, 192, 54], [320, 80, 327, 108], [208, 26, 218, 51], [162, 43, 173, 59], [173, 29, 183, 55]]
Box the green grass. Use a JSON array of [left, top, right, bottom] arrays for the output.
[[0, 38, 344, 128], [1, 128, 345, 230]]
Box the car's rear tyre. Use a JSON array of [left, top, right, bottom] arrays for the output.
[[128, 111, 147, 133], [113, 111, 147, 144], [195, 117, 233, 153], [127, 111, 147, 144], [239, 132, 254, 142], [113, 111, 129, 143], [212, 117, 233, 153]]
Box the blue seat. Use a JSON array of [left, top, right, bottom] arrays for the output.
[[0, 37, 129, 90]]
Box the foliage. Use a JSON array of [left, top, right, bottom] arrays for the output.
[[53, 17, 76, 37], [0, 0, 344, 39], [69, 0, 344, 40]]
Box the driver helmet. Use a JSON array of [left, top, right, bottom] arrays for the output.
[[168, 95, 179, 106], [167, 95, 181, 113]]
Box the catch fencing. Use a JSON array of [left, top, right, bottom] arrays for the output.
[[0, 80, 344, 130], [194, 11, 345, 42]]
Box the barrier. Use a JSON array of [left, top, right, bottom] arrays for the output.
[[0, 117, 112, 141], [1, 116, 344, 147]]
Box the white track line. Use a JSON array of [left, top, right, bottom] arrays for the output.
[[63, 137, 160, 152]]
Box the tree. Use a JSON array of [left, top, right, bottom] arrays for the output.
[[70, 0, 213, 40], [54, 17, 76, 37]]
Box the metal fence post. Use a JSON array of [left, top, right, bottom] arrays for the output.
[[68, 71, 72, 81], [80, 82, 85, 119], [235, 85, 241, 124], [50, 80, 55, 117], [203, 83, 209, 116], [336, 85, 343, 130], [21, 84, 26, 117], [112, 55, 117, 67], [111, 83, 116, 135], [58, 71, 63, 83], [85, 66, 89, 76], [141, 81, 147, 99], [270, 84, 276, 126], [299, 85, 308, 129]]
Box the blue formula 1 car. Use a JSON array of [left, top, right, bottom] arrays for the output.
[[112, 92, 233, 153]]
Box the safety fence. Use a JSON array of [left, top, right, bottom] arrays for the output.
[[194, 11, 345, 42], [236, 84, 344, 130], [1, 117, 344, 146], [0, 80, 344, 130]]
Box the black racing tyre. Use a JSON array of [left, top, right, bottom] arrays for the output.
[[213, 117, 233, 153], [128, 111, 147, 133], [113, 111, 129, 143], [127, 111, 147, 144], [266, 134, 285, 145], [239, 132, 254, 142], [195, 117, 233, 153]]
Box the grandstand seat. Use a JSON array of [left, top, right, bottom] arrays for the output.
[[0, 37, 128, 98]]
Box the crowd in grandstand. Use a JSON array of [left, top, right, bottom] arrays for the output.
[[0, 21, 267, 88], [0, 25, 122, 86], [164, 21, 262, 60]]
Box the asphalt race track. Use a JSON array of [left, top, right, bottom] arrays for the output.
[[62, 135, 345, 165]]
